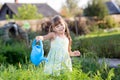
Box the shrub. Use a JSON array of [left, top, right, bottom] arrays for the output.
[[43, 40, 50, 56], [13, 4, 43, 20], [88, 24, 99, 32], [84, 0, 108, 20], [105, 16, 118, 28], [68, 20, 90, 35], [98, 16, 119, 29], [72, 33, 120, 58], [0, 40, 30, 64]]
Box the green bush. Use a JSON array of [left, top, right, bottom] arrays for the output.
[[72, 33, 120, 58], [43, 40, 50, 56], [13, 4, 43, 20], [0, 54, 6, 63], [88, 24, 100, 32], [98, 16, 119, 29], [68, 20, 90, 35], [0, 40, 30, 64], [84, 0, 108, 20], [72, 52, 116, 80], [105, 17, 118, 29]]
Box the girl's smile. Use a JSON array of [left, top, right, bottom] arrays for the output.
[[54, 23, 65, 34]]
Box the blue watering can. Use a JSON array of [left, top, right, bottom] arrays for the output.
[[30, 39, 48, 66]]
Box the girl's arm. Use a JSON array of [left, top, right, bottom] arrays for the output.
[[68, 45, 80, 56], [36, 32, 55, 41]]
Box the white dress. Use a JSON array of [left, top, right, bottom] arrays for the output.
[[44, 36, 72, 75]]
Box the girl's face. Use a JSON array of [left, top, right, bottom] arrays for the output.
[[53, 22, 65, 34]]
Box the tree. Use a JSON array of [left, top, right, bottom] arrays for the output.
[[60, 0, 82, 17], [84, 0, 109, 20], [13, 4, 43, 20], [60, 5, 70, 17]]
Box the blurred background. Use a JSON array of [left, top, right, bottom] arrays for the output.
[[0, 0, 120, 79]]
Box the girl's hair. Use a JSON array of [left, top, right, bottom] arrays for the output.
[[49, 15, 72, 52]]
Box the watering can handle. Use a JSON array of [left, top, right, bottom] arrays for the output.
[[39, 40, 43, 48], [32, 39, 43, 48]]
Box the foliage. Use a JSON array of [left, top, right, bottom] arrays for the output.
[[84, 0, 108, 20], [112, 68, 120, 80], [0, 40, 30, 64], [68, 20, 90, 35], [88, 24, 100, 32], [60, 0, 82, 17], [98, 16, 119, 29], [104, 16, 118, 28], [0, 56, 115, 80], [43, 40, 50, 56], [0, 31, 120, 80], [0, 28, 120, 79], [60, 5, 71, 17], [72, 52, 115, 80], [72, 32, 120, 58], [5, 14, 11, 20], [13, 4, 43, 20]]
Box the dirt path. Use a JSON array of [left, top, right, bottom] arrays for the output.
[[99, 58, 120, 68]]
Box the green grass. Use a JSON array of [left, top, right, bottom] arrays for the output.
[[78, 31, 120, 38], [72, 31, 120, 58]]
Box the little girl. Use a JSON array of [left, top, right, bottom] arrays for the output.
[[36, 15, 80, 75]]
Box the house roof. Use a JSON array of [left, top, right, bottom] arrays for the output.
[[106, 1, 120, 14], [1, 3, 59, 17]]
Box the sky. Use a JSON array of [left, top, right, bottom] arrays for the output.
[[0, 0, 90, 12]]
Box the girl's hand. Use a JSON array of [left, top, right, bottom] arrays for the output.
[[35, 36, 43, 41], [72, 50, 80, 56]]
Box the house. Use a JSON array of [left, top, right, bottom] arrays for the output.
[[105, 1, 120, 23], [105, 1, 120, 14], [0, 3, 59, 20]]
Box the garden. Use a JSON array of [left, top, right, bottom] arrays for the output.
[[0, 29, 120, 80], [0, 0, 120, 79]]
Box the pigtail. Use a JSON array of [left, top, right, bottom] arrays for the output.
[[64, 20, 72, 53], [49, 20, 55, 33], [49, 25, 52, 32]]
